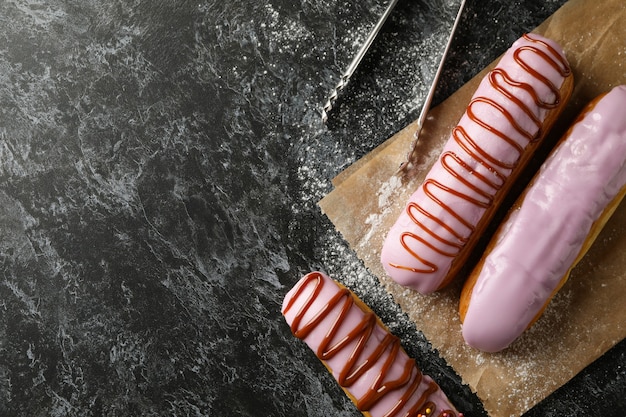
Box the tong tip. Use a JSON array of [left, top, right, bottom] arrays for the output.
[[321, 76, 349, 123]]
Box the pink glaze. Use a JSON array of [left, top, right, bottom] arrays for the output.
[[381, 34, 571, 294], [282, 272, 461, 417], [462, 85, 626, 352]]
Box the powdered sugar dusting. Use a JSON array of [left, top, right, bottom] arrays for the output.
[[360, 174, 403, 245], [378, 173, 403, 208]]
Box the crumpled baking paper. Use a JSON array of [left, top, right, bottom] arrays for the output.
[[319, 0, 626, 415]]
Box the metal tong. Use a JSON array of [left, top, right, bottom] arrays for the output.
[[322, 0, 466, 139], [321, 0, 399, 124]]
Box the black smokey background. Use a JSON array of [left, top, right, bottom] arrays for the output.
[[0, 0, 624, 416]]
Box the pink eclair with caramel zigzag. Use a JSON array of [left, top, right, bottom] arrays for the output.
[[381, 33, 573, 294], [282, 272, 462, 417]]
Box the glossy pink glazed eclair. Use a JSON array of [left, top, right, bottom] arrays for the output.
[[460, 85, 626, 352], [381, 33, 573, 294], [282, 272, 462, 417]]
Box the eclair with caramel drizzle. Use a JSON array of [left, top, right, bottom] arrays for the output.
[[460, 86, 626, 352], [282, 272, 462, 417], [381, 33, 573, 294]]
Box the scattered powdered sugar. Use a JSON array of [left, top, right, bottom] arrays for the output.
[[261, 4, 313, 50], [360, 174, 403, 246], [473, 352, 486, 367], [377, 173, 403, 209]]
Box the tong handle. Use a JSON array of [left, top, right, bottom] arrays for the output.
[[414, 0, 466, 137]]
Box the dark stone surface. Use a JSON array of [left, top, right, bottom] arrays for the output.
[[0, 0, 624, 416]]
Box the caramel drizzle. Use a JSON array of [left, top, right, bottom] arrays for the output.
[[284, 273, 460, 417], [390, 33, 570, 275]]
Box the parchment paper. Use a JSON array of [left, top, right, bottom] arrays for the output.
[[319, 0, 626, 416]]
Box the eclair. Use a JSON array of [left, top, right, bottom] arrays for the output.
[[381, 33, 573, 294], [460, 85, 626, 352], [282, 272, 462, 417]]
